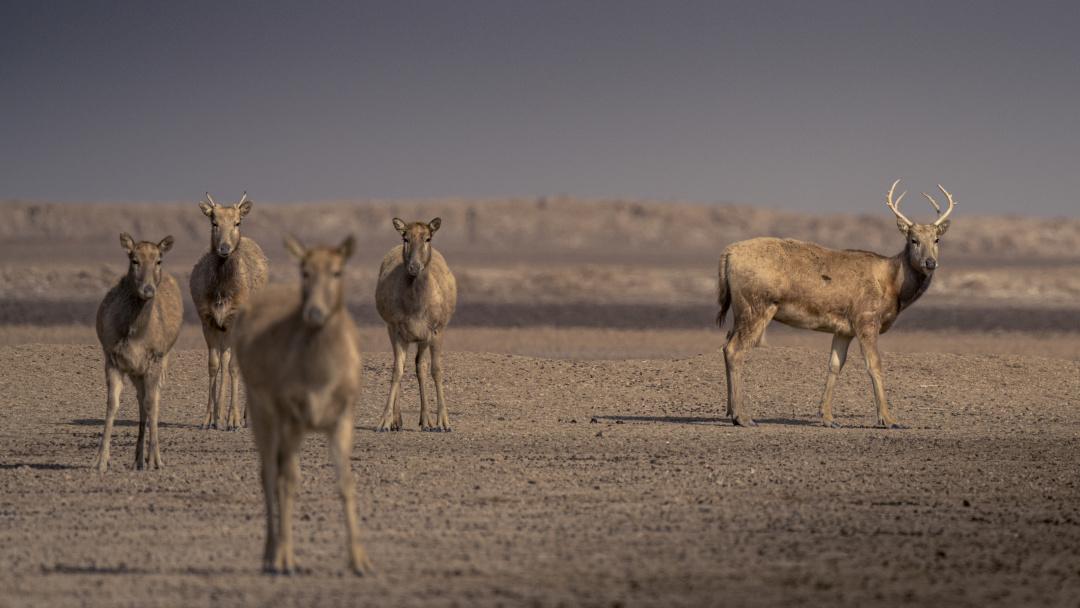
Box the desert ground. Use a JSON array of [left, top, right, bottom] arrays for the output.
[[1, 198, 1078, 607]]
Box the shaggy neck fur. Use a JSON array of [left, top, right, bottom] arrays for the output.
[[892, 249, 933, 313]]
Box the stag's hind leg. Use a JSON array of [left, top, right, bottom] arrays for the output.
[[819, 334, 853, 428], [723, 302, 775, 427]]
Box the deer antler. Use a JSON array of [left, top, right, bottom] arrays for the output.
[[237, 191, 249, 205], [932, 184, 955, 226], [204, 192, 217, 207], [922, 192, 942, 215], [885, 179, 913, 227]]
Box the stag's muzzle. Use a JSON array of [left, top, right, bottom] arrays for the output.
[[924, 259, 937, 271]]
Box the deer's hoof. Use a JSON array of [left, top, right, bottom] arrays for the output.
[[822, 420, 841, 429], [733, 417, 757, 428]]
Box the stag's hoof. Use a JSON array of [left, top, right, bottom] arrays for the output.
[[350, 554, 375, 577], [732, 417, 757, 427], [822, 420, 842, 429], [94, 456, 109, 474]]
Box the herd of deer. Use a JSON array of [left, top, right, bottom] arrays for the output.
[[89, 179, 955, 574]]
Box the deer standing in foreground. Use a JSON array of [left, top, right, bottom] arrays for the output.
[[189, 192, 268, 430], [375, 218, 457, 432], [716, 180, 955, 428], [94, 234, 183, 472], [232, 235, 372, 575]]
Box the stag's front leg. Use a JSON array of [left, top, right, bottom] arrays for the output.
[[202, 326, 222, 430], [377, 333, 407, 432], [819, 334, 852, 428], [222, 347, 242, 431], [856, 327, 901, 429], [274, 427, 303, 574], [95, 365, 124, 473]]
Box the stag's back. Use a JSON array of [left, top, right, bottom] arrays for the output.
[[233, 285, 362, 431]]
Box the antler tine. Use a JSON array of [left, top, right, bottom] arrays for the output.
[[204, 192, 217, 207], [922, 192, 942, 215], [885, 179, 914, 227], [933, 184, 956, 226], [238, 191, 249, 205]]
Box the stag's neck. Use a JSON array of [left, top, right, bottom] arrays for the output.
[[405, 269, 432, 300], [891, 252, 933, 313], [119, 276, 153, 335]]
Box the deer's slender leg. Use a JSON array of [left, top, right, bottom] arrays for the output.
[[274, 425, 303, 574], [146, 360, 165, 469], [133, 376, 147, 470], [250, 392, 279, 572], [221, 347, 240, 430], [377, 330, 407, 432], [431, 334, 451, 432], [819, 333, 853, 428], [856, 326, 901, 428], [329, 410, 373, 575], [95, 364, 124, 473], [416, 341, 434, 430], [723, 303, 774, 427], [202, 324, 222, 430]]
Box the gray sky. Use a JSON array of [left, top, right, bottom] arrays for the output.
[[2, 1, 1078, 216]]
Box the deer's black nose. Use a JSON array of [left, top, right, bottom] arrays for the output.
[[217, 244, 232, 257], [925, 259, 937, 270]]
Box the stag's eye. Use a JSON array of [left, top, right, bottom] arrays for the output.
[[211, 222, 219, 228], [910, 239, 918, 244], [333, 270, 342, 278], [934, 238, 940, 243], [234, 222, 240, 227], [156, 260, 161, 265], [302, 271, 310, 279], [425, 237, 431, 242]]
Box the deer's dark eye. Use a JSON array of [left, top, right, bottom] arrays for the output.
[[333, 270, 342, 278], [156, 260, 161, 265], [910, 239, 918, 244], [425, 237, 431, 242], [302, 271, 310, 279], [934, 238, 939, 243], [212, 222, 219, 228]]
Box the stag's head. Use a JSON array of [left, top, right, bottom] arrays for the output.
[[885, 179, 955, 275], [199, 192, 253, 258], [393, 217, 441, 277], [285, 234, 355, 328], [120, 233, 174, 300]]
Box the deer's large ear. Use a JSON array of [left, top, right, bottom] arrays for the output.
[[895, 218, 910, 236], [428, 217, 441, 234], [338, 235, 355, 260], [284, 235, 306, 260], [392, 218, 407, 234], [120, 232, 135, 253], [935, 219, 950, 236], [199, 201, 214, 217], [237, 200, 253, 217], [158, 235, 175, 254]]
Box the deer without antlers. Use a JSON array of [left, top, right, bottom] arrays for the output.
[[716, 179, 955, 428]]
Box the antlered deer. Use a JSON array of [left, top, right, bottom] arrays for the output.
[[190, 192, 268, 430], [716, 180, 955, 428], [94, 233, 184, 472]]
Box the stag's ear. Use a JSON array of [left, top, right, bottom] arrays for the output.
[[392, 217, 407, 234], [237, 200, 253, 217], [284, 235, 306, 260], [895, 218, 910, 236], [199, 201, 214, 217], [158, 235, 174, 254], [120, 232, 135, 252], [428, 217, 441, 234], [338, 235, 355, 260], [935, 219, 950, 236]]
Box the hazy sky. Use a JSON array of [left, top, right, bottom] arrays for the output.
[[2, 1, 1078, 216]]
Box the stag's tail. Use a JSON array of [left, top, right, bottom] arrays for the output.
[[716, 251, 731, 329]]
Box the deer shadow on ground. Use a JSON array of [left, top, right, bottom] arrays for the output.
[[0, 463, 81, 470], [65, 418, 196, 429], [594, 415, 822, 427]]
